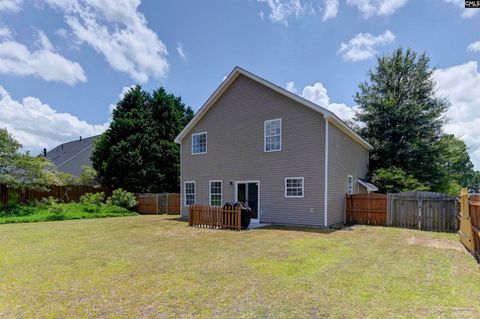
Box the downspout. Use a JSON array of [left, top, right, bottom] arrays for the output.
[[324, 118, 329, 227]]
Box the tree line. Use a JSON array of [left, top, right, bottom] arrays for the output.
[[1, 47, 478, 195]]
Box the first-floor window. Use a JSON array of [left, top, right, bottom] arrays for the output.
[[347, 175, 353, 195], [209, 180, 222, 206], [185, 181, 195, 206], [285, 177, 304, 198]]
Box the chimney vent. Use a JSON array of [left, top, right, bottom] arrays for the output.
[[43, 148, 47, 157], [79, 136, 82, 141]]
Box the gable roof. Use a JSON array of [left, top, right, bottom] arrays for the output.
[[174, 66, 372, 150], [46, 135, 100, 176]]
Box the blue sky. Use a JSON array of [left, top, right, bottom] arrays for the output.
[[0, 0, 479, 167]]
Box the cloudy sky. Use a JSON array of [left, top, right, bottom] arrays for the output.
[[0, 0, 479, 168]]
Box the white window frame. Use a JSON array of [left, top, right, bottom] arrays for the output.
[[184, 181, 196, 206], [264, 118, 282, 152], [191, 132, 207, 155], [209, 180, 222, 207], [347, 175, 353, 195], [285, 177, 304, 198]]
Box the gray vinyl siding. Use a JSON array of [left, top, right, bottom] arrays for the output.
[[327, 123, 369, 225], [180, 74, 326, 226]]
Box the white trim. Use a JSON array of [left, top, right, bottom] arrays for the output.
[[184, 181, 196, 206], [234, 180, 260, 223], [264, 118, 282, 152], [174, 66, 372, 150], [284, 177, 305, 198], [324, 119, 329, 227], [209, 180, 222, 207], [191, 132, 207, 155]]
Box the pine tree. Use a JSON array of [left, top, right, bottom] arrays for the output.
[[355, 48, 448, 190], [91, 86, 194, 193]]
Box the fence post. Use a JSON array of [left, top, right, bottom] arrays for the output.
[[188, 206, 193, 226], [459, 188, 474, 252], [237, 207, 241, 231]]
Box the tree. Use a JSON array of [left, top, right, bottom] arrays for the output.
[[436, 134, 480, 194], [79, 166, 98, 186], [0, 128, 58, 189], [91, 86, 194, 193], [371, 167, 429, 193], [355, 48, 448, 191]]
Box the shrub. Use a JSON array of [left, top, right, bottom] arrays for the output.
[[106, 189, 137, 209], [48, 203, 64, 216], [79, 192, 105, 206], [40, 196, 59, 206]]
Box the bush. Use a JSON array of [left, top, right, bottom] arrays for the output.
[[106, 189, 137, 209], [79, 192, 105, 206], [48, 203, 65, 216], [40, 196, 59, 206]]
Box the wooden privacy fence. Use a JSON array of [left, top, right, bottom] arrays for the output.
[[345, 191, 458, 232], [459, 188, 480, 260], [135, 193, 180, 215], [388, 192, 457, 231], [0, 184, 111, 205], [189, 205, 241, 230], [346, 193, 387, 226]]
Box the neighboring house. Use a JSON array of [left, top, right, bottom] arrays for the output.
[[45, 135, 99, 177], [174, 67, 374, 227]]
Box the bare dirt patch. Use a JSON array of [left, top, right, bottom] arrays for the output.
[[408, 236, 465, 251]]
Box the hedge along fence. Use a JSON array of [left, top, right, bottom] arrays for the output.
[[0, 184, 111, 206], [135, 193, 180, 215]]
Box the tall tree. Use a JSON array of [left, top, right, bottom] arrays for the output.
[[436, 134, 479, 194], [355, 48, 448, 191], [91, 86, 194, 193]]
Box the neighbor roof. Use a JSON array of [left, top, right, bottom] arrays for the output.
[[174, 66, 372, 150], [46, 135, 100, 176]]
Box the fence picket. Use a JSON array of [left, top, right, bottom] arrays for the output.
[[188, 205, 241, 231]]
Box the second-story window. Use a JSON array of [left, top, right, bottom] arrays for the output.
[[192, 132, 207, 155], [264, 118, 282, 152]]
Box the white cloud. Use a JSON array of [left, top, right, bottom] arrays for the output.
[[347, 0, 408, 18], [301, 82, 331, 108], [0, 85, 107, 154], [0, 31, 86, 85], [55, 28, 68, 38], [443, 0, 479, 18], [43, 0, 169, 83], [0, 27, 12, 39], [467, 41, 480, 53], [323, 0, 339, 21], [176, 42, 186, 61], [338, 30, 395, 62], [257, 0, 314, 25], [286, 81, 358, 122], [286, 81, 297, 93], [258, 10, 265, 20], [433, 61, 480, 169], [0, 0, 22, 13]]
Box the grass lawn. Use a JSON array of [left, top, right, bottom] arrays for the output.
[[0, 215, 479, 318], [0, 203, 137, 224]]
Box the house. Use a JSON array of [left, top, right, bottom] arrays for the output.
[[45, 135, 99, 177], [174, 67, 373, 227]]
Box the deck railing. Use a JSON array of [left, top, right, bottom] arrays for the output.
[[188, 205, 241, 230]]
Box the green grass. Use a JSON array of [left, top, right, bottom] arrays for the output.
[[0, 216, 479, 318], [0, 203, 137, 224]]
